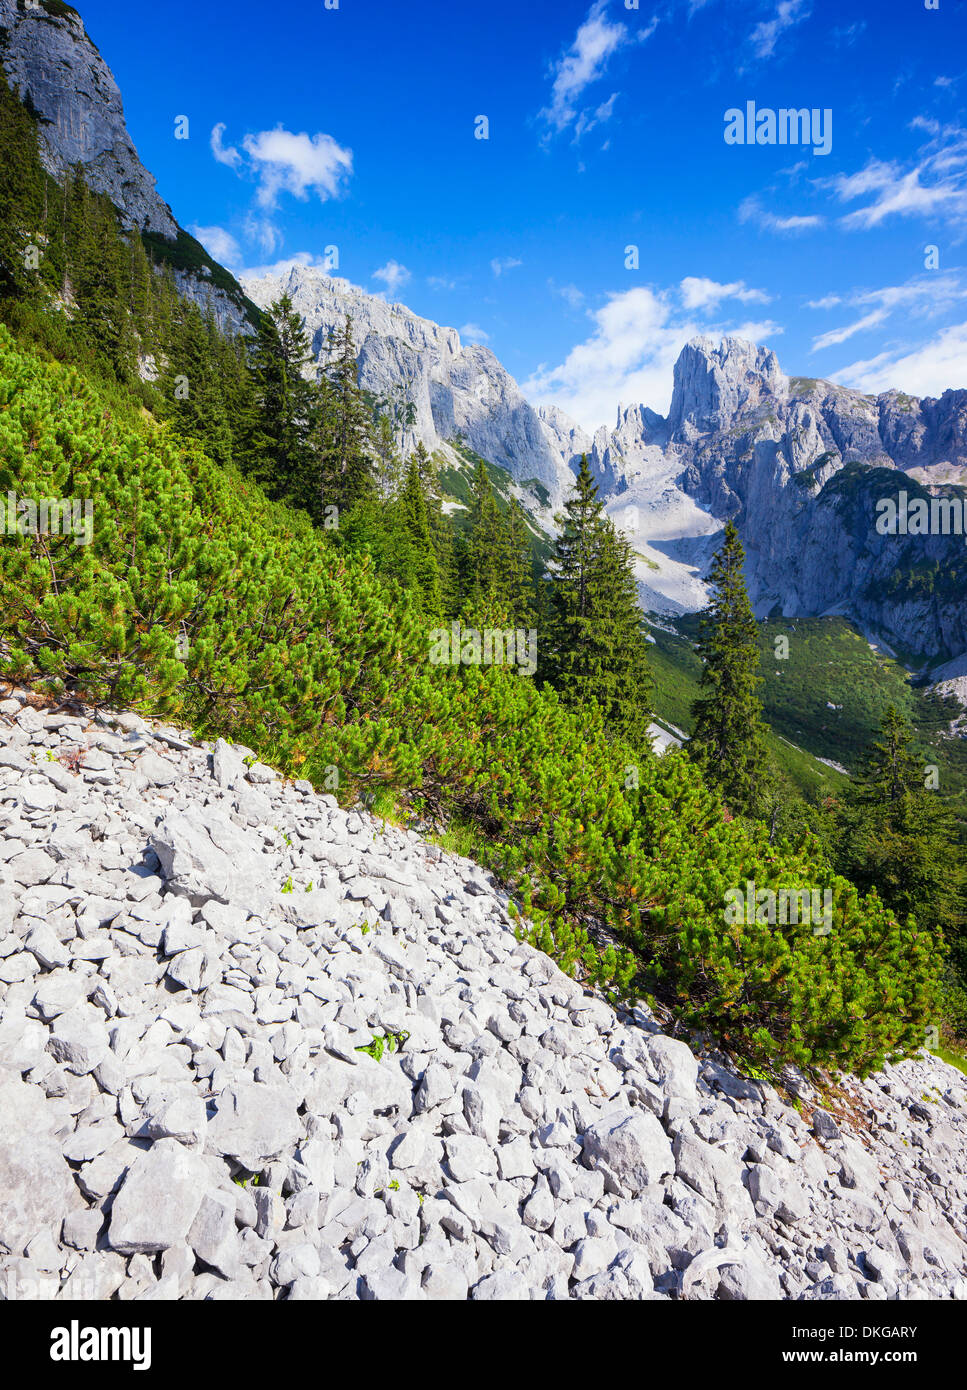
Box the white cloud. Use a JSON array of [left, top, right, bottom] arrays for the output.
[[549, 280, 586, 308], [749, 0, 812, 61], [825, 123, 967, 230], [739, 196, 824, 234], [573, 92, 619, 142], [242, 213, 283, 256], [809, 274, 967, 353], [523, 283, 784, 432], [428, 275, 459, 290], [680, 276, 770, 311], [812, 310, 888, 352], [211, 123, 242, 169], [540, 2, 656, 138], [243, 128, 353, 209], [491, 257, 523, 278], [460, 323, 491, 345], [372, 260, 411, 295], [210, 123, 353, 210], [807, 294, 843, 309], [832, 322, 967, 397], [189, 224, 242, 269]]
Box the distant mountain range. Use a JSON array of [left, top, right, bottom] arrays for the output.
[[4, 0, 967, 669]]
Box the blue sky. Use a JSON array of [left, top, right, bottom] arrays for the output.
[[79, 0, 967, 432]]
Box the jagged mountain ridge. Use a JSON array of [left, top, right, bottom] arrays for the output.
[[241, 266, 586, 507], [588, 337, 967, 665]]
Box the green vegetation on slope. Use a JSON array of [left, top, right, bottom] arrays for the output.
[[0, 327, 946, 1076]]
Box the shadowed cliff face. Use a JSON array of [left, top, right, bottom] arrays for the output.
[[591, 336, 967, 662]]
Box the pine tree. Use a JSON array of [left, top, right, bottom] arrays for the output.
[[243, 293, 316, 506], [460, 459, 510, 623], [316, 315, 376, 515], [160, 302, 233, 467], [688, 519, 767, 816], [853, 705, 919, 807], [63, 168, 134, 380], [0, 70, 47, 303], [835, 705, 967, 944], [544, 456, 653, 747], [413, 443, 458, 617], [371, 413, 403, 498], [395, 454, 442, 614], [500, 498, 536, 627]]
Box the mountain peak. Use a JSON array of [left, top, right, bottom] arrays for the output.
[[668, 335, 787, 438]]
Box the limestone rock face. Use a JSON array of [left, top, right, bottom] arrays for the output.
[[668, 336, 788, 440], [241, 266, 585, 504], [0, 1, 252, 336], [0, 0, 177, 236], [590, 335, 967, 661]]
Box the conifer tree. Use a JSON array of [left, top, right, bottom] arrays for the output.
[[64, 169, 134, 380], [544, 456, 653, 747], [500, 499, 537, 627], [413, 443, 458, 617], [395, 453, 442, 614], [835, 706, 967, 944], [0, 71, 47, 303], [316, 315, 376, 514], [243, 293, 316, 505], [460, 459, 510, 623], [688, 519, 767, 816], [372, 413, 403, 498], [160, 302, 233, 467]]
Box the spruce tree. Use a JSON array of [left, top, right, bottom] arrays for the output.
[[835, 706, 967, 944], [499, 498, 537, 627], [0, 70, 47, 303], [460, 459, 510, 623], [413, 443, 458, 617], [545, 456, 653, 747], [316, 314, 376, 515], [395, 453, 442, 614], [244, 293, 315, 506], [688, 519, 767, 816]]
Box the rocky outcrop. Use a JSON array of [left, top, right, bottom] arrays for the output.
[[594, 337, 967, 660], [241, 267, 585, 504], [2, 687, 966, 1301], [0, 0, 176, 237], [0, 1, 254, 336]]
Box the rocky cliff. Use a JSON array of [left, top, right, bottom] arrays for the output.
[[241, 266, 585, 506], [2, 685, 967, 1302], [0, 0, 175, 235], [0, 0, 253, 334], [592, 337, 967, 663]]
